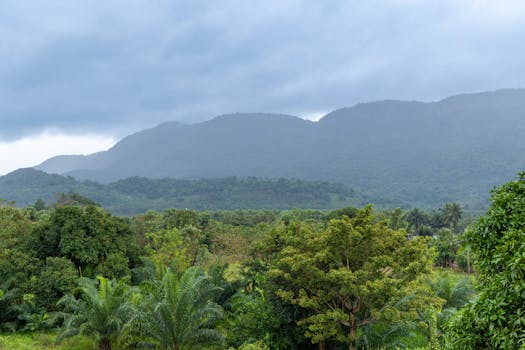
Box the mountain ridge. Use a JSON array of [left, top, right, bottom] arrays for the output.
[[34, 89, 525, 209]]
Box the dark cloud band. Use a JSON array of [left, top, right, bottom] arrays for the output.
[[1, 0, 524, 140]]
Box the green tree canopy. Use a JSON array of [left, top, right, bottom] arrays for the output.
[[446, 173, 525, 349], [31, 205, 141, 277], [270, 206, 434, 350]]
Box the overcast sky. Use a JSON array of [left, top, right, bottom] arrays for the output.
[[1, 0, 525, 173]]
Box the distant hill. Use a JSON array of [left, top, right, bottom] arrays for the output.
[[0, 168, 372, 215], [36, 89, 525, 209]]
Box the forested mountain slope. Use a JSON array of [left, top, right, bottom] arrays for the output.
[[0, 168, 370, 215], [36, 89, 525, 209]]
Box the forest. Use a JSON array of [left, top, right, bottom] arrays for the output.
[[35, 90, 525, 212], [0, 174, 524, 350], [0, 169, 378, 216]]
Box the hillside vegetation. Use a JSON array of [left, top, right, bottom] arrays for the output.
[[0, 198, 473, 349], [2, 173, 523, 349], [0, 168, 374, 215], [36, 89, 525, 210]]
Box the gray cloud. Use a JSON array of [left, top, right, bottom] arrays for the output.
[[1, 0, 525, 140]]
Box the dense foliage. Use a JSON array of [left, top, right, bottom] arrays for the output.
[[269, 206, 434, 349], [2, 173, 521, 349], [36, 90, 525, 210], [446, 173, 525, 349], [0, 169, 372, 215]]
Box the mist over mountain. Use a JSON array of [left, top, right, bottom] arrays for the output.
[[36, 89, 525, 209]]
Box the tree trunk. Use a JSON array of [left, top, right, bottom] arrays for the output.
[[319, 340, 325, 350], [349, 313, 356, 350], [98, 336, 111, 350]]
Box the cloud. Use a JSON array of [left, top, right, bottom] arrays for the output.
[[0, 132, 115, 175], [1, 0, 525, 140]]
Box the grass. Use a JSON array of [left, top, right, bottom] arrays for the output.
[[0, 332, 93, 350]]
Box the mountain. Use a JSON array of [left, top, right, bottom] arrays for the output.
[[38, 114, 317, 181], [36, 89, 525, 209], [0, 168, 371, 215]]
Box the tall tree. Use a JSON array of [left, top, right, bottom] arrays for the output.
[[388, 207, 407, 230], [439, 203, 462, 229], [433, 228, 459, 268], [406, 208, 427, 234], [270, 206, 433, 350], [31, 205, 140, 278], [446, 173, 525, 349]]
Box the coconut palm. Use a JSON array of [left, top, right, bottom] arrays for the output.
[[123, 266, 224, 350], [439, 203, 462, 229], [56, 276, 135, 350], [406, 208, 427, 234]]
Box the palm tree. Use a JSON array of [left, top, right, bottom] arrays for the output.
[[439, 203, 462, 229], [123, 266, 224, 350], [359, 321, 428, 350], [0, 279, 27, 332], [406, 208, 427, 234], [427, 272, 476, 346], [56, 276, 135, 350], [428, 273, 474, 310], [389, 208, 407, 230]]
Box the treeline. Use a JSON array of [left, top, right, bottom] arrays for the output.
[[0, 169, 381, 215], [1, 175, 524, 349]]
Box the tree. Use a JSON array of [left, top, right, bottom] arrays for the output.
[[123, 266, 224, 349], [446, 173, 525, 349], [270, 206, 434, 350], [33, 198, 47, 211], [428, 273, 474, 311], [57, 276, 135, 350], [54, 192, 100, 207], [32, 257, 78, 310], [388, 207, 407, 230], [31, 205, 140, 277], [432, 228, 459, 268], [226, 273, 300, 350], [0, 206, 34, 250], [0, 208, 41, 331], [426, 272, 475, 347], [143, 228, 191, 274], [439, 203, 462, 230], [406, 208, 427, 234], [162, 209, 200, 230]]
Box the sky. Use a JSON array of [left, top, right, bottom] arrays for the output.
[[1, 0, 525, 174]]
